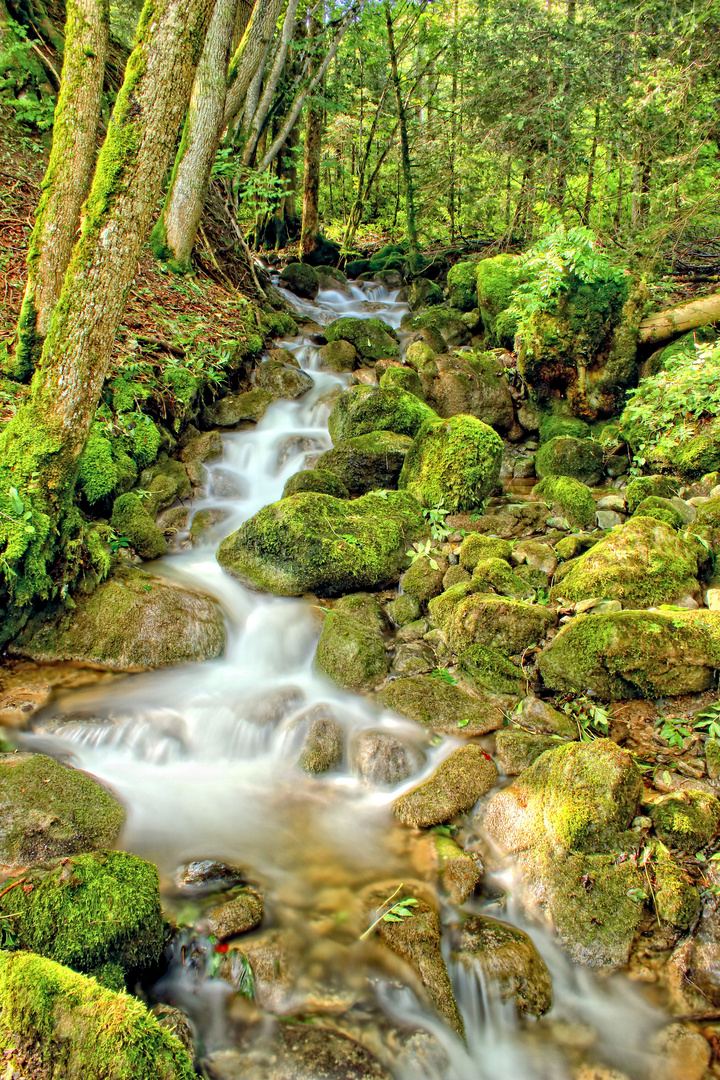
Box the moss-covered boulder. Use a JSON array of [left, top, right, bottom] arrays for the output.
[[386, 593, 421, 626], [407, 276, 444, 309], [316, 431, 412, 494], [201, 387, 272, 428], [625, 474, 679, 514], [458, 644, 526, 695], [534, 436, 604, 485], [652, 858, 701, 928], [471, 557, 533, 598], [405, 340, 439, 375], [551, 517, 701, 608], [483, 739, 641, 855], [216, 490, 426, 597], [458, 533, 512, 569], [631, 495, 684, 530], [110, 493, 167, 560], [315, 599, 389, 693], [446, 261, 478, 311], [451, 915, 552, 1017], [136, 456, 192, 517], [538, 609, 720, 699], [77, 435, 138, 507], [378, 364, 425, 399], [0, 753, 125, 868], [280, 261, 320, 299], [532, 476, 596, 528], [298, 713, 344, 774], [538, 413, 591, 444], [319, 339, 358, 372], [0, 951, 194, 1079], [255, 359, 314, 399], [393, 745, 498, 827], [476, 254, 525, 343], [381, 675, 505, 735], [9, 565, 225, 671], [427, 580, 479, 629], [650, 792, 720, 853], [401, 307, 471, 348], [495, 728, 560, 775], [399, 415, 504, 511], [399, 555, 446, 603], [427, 352, 514, 432], [447, 593, 556, 655], [282, 468, 350, 500], [324, 317, 399, 363], [328, 384, 436, 444], [0, 850, 163, 986]]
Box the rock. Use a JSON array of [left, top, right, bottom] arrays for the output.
[[483, 739, 642, 855], [513, 696, 578, 738], [652, 1024, 711, 1080], [407, 276, 444, 309], [0, 952, 194, 1079], [495, 728, 560, 775], [298, 710, 344, 774], [393, 745, 498, 827], [267, 347, 300, 368], [139, 456, 193, 515], [424, 834, 481, 903], [110, 492, 167, 559], [538, 609, 720, 699], [398, 414, 504, 511], [324, 317, 400, 363], [201, 388, 272, 427], [532, 476, 596, 528], [180, 430, 223, 465], [255, 360, 314, 399], [9, 565, 225, 671], [0, 850, 163, 987], [471, 557, 533, 598], [707, 739, 720, 779], [446, 261, 478, 311], [446, 593, 556, 655], [315, 609, 388, 693], [151, 1004, 195, 1059], [0, 753, 124, 867], [157, 505, 190, 535], [401, 307, 471, 349], [351, 730, 425, 786], [317, 266, 350, 292], [534, 436, 604, 485], [668, 908, 720, 1008], [461, 500, 549, 538], [316, 431, 412, 494], [596, 509, 623, 529], [386, 593, 421, 626], [399, 555, 446, 604], [210, 467, 246, 498], [650, 791, 720, 853], [517, 402, 541, 432], [381, 675, 505, 736], [476, 254, 525, 342], [555, 533, 598, 560], [458, 534, 512, 569], [319, 339, 358, 372], [512, 539, 558, 576], [190, 508, 228, 546], [280, 261, 320, 299], [427, 352, 514, 432], [390, 641, 436, 676], [173, 860, 246, 894], [404, 340, 438, 375], [451, 915, 552, 1017], [208, 888, 264, 940], [652, 858, 701, 928], [596, 493, 626, 512], [631, 495, 685, 529], [282, 468, 350, 500], [458, 645, 526, 696], [442, 565, 471, 589], [328, 384, 436, 443], [0, 681, 52, 729], [216, 490, 426, 597], [378, 363, 426, 400], [625, 474, 680, 513], [205, 1023, 392, 1080], [539, 413, 591, 443]]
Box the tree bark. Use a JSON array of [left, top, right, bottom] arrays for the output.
[[222, 0, 286, 130], [300, 15, 322, 259], [638, 294, 720, 345], [12, 0, 109, 381], [0, 0, 215, 617], [151, 0, 237, 271], [384, 0, 419, 264], [241, 0, 299, 165]]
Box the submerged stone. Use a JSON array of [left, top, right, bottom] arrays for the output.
[[350, 729, 426, 786], [451, 915, 552, 1017], [208, 888, 264, 940]]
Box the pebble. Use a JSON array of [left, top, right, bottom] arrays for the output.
[[652, 1023, 711, 1080], [596, 494, 626, 512], [596, 510, 623, 529]]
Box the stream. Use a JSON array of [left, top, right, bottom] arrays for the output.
[[26, 282, 668, 1077]]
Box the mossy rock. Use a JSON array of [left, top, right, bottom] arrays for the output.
[[393, 745, 498, 827], [694, 496, 720, 547], [550, 516, 701, 609], [483, 739, 642, 855], [345, 258, 372, 279], [476, 254, 525, 343], [458, 533, 512, 570], [495, 727, 560, 775], [404, 340, 439, 376], [458, 645, 526, 695], [513, 695, 578, 739], [111, 492, 167, 560], [650, 792, 720, 854], [447, 593, 556, 655], [451, 915, 552, 1017], [407, 277, 444, 310], [138, 456, 192, 515], [280, 261, 320, 300], [386, 593, 421, 626], [180, 430, 222, 465], [446, 261, 478, 312], [471, 556, 532, 598], [298, 715, 344, 774], [316, 431, 413, 494], [129, 416, 164, 470], [625, 475, 679, 514], [77, 435, 138, 507], [399, 555, 446, 604], [378, 365, 425, 399], [315, 608, 388, 695], [282, 469, 349, 500], [532, 476, 596, 529], [328, 384, 436, 444], [255, 360, 314, 399], [534, 436, 604, 485], [324, 317, 399, 363], [400, 307, 471, 348], [0, 753, 125, 868], [398, 414, 504, 511], [216, 490, 426, 597], [427, 352, 514, 432], [9, 564, 225, 671], [538, 413, 591, 444], [381, 675, 505, 736], [555, 533, 599, 561], [201, 388, 272, 428], [0, 850, 163, 984], [319, 340, 358, 372], [632, 496, 685, 530], [538, 609, 720, 700], [427, 580, 480, 629], [0, 951, 194, 1079], [652, 858, 701, 928]]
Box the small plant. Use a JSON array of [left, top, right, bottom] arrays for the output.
[[657, 716, 693, 749], [430, 668, 457, 685], [423, 504, 452, 542], [406, 538, 442, 570], [1, 486, 35, 535], [360, 884, 418, 940], [694, 701, 720, 741], [561, 696, 610, 741], [108, 531, 131, 554]]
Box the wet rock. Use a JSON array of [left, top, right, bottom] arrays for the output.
[[351, 730, 425, 786], [139, 457, 193, 515], [462, 501, 549, 538], [631, 495, 684, 530], [208, 888, 264, 940], [328, 384, 436, 443], [458, 533, 512, 569], [398, 414, 504, 511], [404, 340, 438, 376], [210, 467, 247, 498], [396, 618, 431, 643], [190, 508, 229, 546], [298, 712, 344, 774], [451, 915, 552, 1016], [316, 432, 412, 494], [245, 687, 304, 726], [625, 474, 680, 513], [0, 681, 52, 729], [180, 430, 223, 465], [399, 555, 447, 604], [535, 436, 604, 485], [668, 906, 720, 1008], [650, 791, 720, 853], [495, 727, 559, 775], [378, 363, 425, 399], [457, 644, 526, 696], [652, 858, 701, 928], [9, 565, 225, 671], [275, 434, 322, 469], [319, 339, 357, 372], [446, 593, 556, 655], [390, 641, 436, 677], [513, 696, 578, 739], [596, 509, 623, 529], [157, 505, 190, 535], [173, 860, 246, 894], [0, 753, 125, 867], [110, 492, 167, 560], [205, 1024, 392, 1080], [255, 360, 314, 400], [315, 610, 388, 694], [401, 307, 471, 349], [393, 745, 498, 827], [324, 317, 399, 365], [381, 675, 505, 735], [201, 388, 272, 428], [428, 353, 514, 432], [652, 1024, 711, 1080], [385, 593, 421, 626], [428, 833, 481, 903], [151, 1004, 195, 1058], [280, 261, 320, 299], [282, 468, 350, 500], [217, 490, 426, 597]]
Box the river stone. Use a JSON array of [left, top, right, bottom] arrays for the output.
[[462, 500, 550, 539], [208, 888, 263, 940], [328, 384, 436, 443], [255, 360, 314, 400], [458, 534, 512, 569], [316, 431, 412, 494], [425, 833, 481, 904], [350, 730, 425, 786], [174, 860, 246, 894], [401, 307, 471, 348], [0, 952, 195, 1080], [390, 641, 436, 677], [319, 340, 357, 372], [446, 593, 556, 655], [381, 675, 505, 735], [538, 609, 720, 700], [324, 316, 399, 363], [8, 565, 225, 671], [495, 727, 560, 775], [513, 696, 578, 739], [282, 468, 349, 500], [427, 353, 514, 432], [650, 791, 720, 853], [393, 745, 498, 827], [315, 611, 388, 693], [110, 492, 166, 560], [386, 593, 421, 626], [458, 645, 526, 696], [216, 490, 426, 597], [534, 436, 604, 485], [399, 415, 504, 511], [139, 457, 193, 515], [280, 261, 320, 299], [0, 753, 125, 868], [201, 388, 272, 427], [205, 1025, 392, 1080], [404, 340, 438, 375], [451, 915, 552, 1017], [399, 555, 447, 603], [180, 430, 223, 465], [298, 712, 344, 774]]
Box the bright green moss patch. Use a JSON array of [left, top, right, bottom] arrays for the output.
[[129, 414, 163, 469], [110, 492, 167, 560], [458, 644, 526, 695], [538, 413, 591, 444], [324, 317, 399, 362], [381, 674, 505, 735], [533, 476, 596, 528], [650, 791, 720, 853], [625, 475, 679, 514], [328, 384, 436, 444], [315, 610, 388, 693], [379, 365, 425, 399], [631, 495, 684, 530], [476, 254, 525, 343], [471, 556, 530, 598], [458, 533, 512, 569], [316, 431, 413, 494], [282, 469, 350, 500], [534, 436, 604, 484], [399, 414, 503, 510], [447, 260, 478, 312]]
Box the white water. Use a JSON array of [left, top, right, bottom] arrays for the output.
[[27, 282, 666, 1076]]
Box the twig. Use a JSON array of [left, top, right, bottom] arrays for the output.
[[0, 878, 26, 901], [359, 883, 404, 941]]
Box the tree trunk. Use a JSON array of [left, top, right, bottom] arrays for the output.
[[150, 0, 237, 271], [384, 0, 419, 265], [241, 0, 300, 166], [11, 0, 109, 381], [0, 0, 214, 619], [638, 294, 720, 345], [300, 16, 323, 260], [582, 102, 600, 226], [222, 0, 286, 130]]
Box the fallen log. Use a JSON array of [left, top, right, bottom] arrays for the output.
[[638, 291, 720, 345]]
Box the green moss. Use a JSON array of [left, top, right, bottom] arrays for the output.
[[632, 495, 684, 529], [379, 365, 425, 399], [555, 534, 599, 561], [138, 457, 192, 515], [315, 610, 388, 693], [110, 376, 151, 413], [625, 475, 679, 514], [316, 431, 413, 494], [652, 858, 701, 928], [77, 434, 119, 505], [386, 593, 421, 626], [280, 262, 320, 298], [650, 791, 720, 853], [428, 580, 479, 628], [458, 533, 512, 569], [495, 727, 559, 774], [0, 951, 194, 1078], [447, 593, 556, 655], [324, 317, 399, 362], [110, 492, 166, 560], [400, 307, 470, 348], [534, 436, 604, 484], [458, 644, 526, 695], [393, 744, 498, 827], [381, 675, 505, 735], [398, 414, 504, 511], [476, 254, 525, 343], [471, 556, 531, 597], [328, 385, 436, 444], [163, 366, 198, 407], [129, 415, 163, 469], [282, 469, 350, 500], [447, 261, 478, 312], [538, 413, 591, 444], [533, 476, 596, 528], [400, 554, 446, 604]]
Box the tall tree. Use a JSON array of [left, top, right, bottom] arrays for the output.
[[300, 14, 323, 258], [384, 0, 418, 263]]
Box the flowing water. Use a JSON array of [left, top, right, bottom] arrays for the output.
[[26, 282, 668, 1077]]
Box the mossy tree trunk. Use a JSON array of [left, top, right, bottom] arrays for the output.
[[0, 0, 215, 624], [221, 0, 286, 132], [11, 0, 109, 382], [150, 0, 238, 272]]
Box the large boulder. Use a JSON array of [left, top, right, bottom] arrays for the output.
[[8, 565, 225, 671], [0, 754, 125, 868], [426, 352, 514, 431], [534, 436, 604, 485], [401, 307, 471, 348], [282, 468, 349, 500], [201, 388, 272, 427], [0, 952, 194, 1079], [328, 385, 436, 444], [393, 745, 498, 828], [538, 609, 720, 699], [446, 261, 478, 311], [315, 595, 390, 692], [476, 254, 525, 343], [446, 593, 556, 654], [255, 359, 314, 399], [316, 431, 412, 494], [280, 261, 320, 299], [398, 415, 504, 511], [324, 317, 399, 363], [532, 476, 596, 529], [217, 490, 426, 597]]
